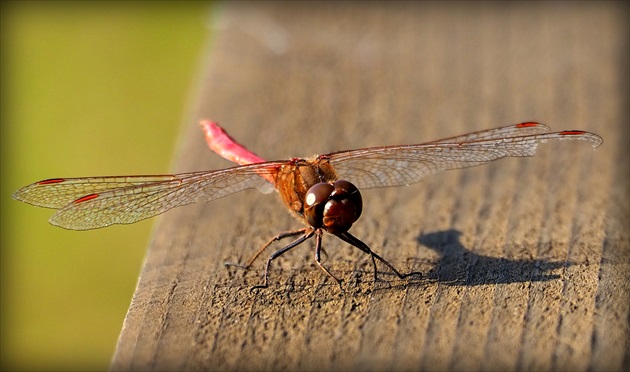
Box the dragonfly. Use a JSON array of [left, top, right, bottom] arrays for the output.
[[13, 120, 603, 289]]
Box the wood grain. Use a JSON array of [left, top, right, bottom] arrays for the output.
[[111, 3, 629, 371]]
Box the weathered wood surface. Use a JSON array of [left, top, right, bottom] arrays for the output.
[[111, 3, 628, 371]]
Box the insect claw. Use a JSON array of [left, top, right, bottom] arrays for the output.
[[224, 261, 248, 269], [400, 270, 423, 279], [250, 283, 268, 292]]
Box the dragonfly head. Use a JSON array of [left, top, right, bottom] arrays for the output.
[[304, 180, 363, 234]]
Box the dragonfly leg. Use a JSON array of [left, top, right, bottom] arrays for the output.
[[313, 230, 343, 290], [251, 229, 315, 290], [337, 232, 422, 282], [225, 228, 309, 269]]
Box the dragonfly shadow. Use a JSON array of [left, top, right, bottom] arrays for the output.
[[416, 229, 571, 286]]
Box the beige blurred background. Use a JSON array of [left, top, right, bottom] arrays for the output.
[[1, 2, 211, 370]]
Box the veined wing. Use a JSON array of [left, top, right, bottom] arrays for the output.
[[13, 162, 284, 230], [327, 123, 602, 190], [426, 122, 552, 143]]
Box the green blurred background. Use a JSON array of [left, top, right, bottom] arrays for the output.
[[1, 2, 211, 370]]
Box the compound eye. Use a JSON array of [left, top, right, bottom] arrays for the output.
[[304, 182, 335, 228], [322, 180, 363, 234], [331, 180, 362, 214]]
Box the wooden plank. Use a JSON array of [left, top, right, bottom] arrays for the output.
[[111, 3, 629, 371]]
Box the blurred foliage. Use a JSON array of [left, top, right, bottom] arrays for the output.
[[1, 2, 211, 370]]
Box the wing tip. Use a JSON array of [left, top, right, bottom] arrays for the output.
[[559, 130, 604, 149]]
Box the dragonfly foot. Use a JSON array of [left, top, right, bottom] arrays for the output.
[[400, 270, 423, 280], [250, 283, 268, 292], [224, 261, 249, 270]]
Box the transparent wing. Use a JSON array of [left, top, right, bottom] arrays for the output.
[[426, 122, 552, 143], [328, 123, 603, 189], [13, 162, 284, 230]]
